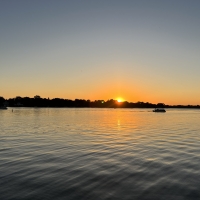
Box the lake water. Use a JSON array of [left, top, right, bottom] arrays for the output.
[[0, 108, 200, 200]]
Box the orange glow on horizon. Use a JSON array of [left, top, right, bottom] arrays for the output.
[[116, 98, 124, 103]]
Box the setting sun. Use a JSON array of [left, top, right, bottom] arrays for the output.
[[116, 98, 124, 103]]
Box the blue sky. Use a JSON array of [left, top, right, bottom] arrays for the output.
[[1, 0, 200, 104]]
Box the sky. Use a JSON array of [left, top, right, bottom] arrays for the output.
[[1, 0, 200, 105]]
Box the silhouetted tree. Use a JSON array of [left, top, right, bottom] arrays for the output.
[[0, 96, 5, 106], [157, 103, 165, 108]]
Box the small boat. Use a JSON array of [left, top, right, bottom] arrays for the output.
[[153, 108, 166, 112], [0, 106, 7, 110]]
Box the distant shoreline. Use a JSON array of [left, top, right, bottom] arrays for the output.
[[1, 96, 200, 109], [4, 106, 200, 109]]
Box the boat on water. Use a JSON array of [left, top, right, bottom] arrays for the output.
[[0, 106, 7, 110], [153, 108, 166, 112]]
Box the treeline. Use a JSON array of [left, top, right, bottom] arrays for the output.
[[0, 96, 200, 108], [0, 96, 157, 108]]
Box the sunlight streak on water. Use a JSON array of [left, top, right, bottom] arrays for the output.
[[0, 108, 200, 200]]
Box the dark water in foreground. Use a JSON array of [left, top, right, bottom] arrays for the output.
[[0, 108, 200, 200]]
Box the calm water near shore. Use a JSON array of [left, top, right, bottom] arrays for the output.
[[0, 108, 200, 200]]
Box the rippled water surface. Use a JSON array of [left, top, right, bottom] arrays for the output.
[[0, 108, 200, 200]]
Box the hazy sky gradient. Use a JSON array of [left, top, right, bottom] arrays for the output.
[[1, 0, 200, 104]]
